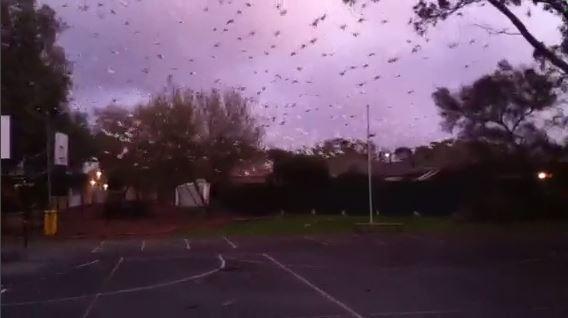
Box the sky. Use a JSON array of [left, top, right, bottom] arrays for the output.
[[42, 0, 561, 150]]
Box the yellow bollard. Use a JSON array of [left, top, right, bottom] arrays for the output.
[[43, 210, 58, 235]]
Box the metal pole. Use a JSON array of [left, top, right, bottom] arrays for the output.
[[46, 113, 52, 209], [367, 104, 373, 224]]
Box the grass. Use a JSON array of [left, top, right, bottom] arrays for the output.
[[186, 214, 568, 237]]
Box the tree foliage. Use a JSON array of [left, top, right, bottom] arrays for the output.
[[95, 87, 263, 199], [411, 0, 568, 74], [1, 0, 93, 169], [311, 138, 375, 158], [432, 61, 560, 153]]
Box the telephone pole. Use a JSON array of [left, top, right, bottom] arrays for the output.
[[366, 104, 373, 224]]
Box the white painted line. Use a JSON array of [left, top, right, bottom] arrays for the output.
[[82, 257, 123, 318], [140, 240, 146, 252], [3, 255, 225, 308], [107, 257, 124, 281], [184, 239, 191, 250], [369, 309, 460, 317], [91, 241, 105, 253], [102, 254, 225, 296], [75, 259, 100, 269], [303, 236, 329, 246], [81, 293, 100, 318], [223, 236, 238, 249], [262, 253, 364, 318]]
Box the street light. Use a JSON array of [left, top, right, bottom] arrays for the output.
[[103, 183, 109, 191], [537, 171, 550, 180], [96, 170, 102, 180], [89, 179, 96, 187]]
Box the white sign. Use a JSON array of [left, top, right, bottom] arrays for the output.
[[1, 116, 10, 159], [54, 132, 68, 166]]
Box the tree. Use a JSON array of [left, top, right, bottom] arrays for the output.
[[432, 61, 560, 154], [411, 0, 568, 75], [95, 87, 263, 201], [1, 0, 94, 173], [394, 147, 413, 162], [312, 138, 375, 158]]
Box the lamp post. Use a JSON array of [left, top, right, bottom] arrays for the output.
[[366, 104, 374, 224]]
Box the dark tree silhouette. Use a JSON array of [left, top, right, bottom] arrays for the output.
[[411, 0, 568, 74], [1, 0, 95, 172], [432, 61, 559, 153]]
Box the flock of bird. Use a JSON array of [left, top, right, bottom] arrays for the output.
[[58, 0, 497, 147]]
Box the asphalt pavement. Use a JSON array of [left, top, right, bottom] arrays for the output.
[[2, 232, 568, 318]]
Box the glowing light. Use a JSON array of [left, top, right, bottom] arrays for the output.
[[103, 183, 109, 191], [537, 171, 548, 180], [89, 179, 96, 186], [96, 171, 102, 179]]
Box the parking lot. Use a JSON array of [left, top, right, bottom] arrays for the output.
[[2, 232, 568, 318]]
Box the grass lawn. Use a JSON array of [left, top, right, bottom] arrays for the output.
[[186, 214, 568, 237]]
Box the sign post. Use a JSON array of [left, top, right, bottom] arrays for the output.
[[1, 115, 10, 159]]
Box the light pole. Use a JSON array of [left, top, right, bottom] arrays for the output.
[[45, 112, 53, 209], [366, 104, 374, 224]]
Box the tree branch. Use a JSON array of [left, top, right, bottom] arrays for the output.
[[472, 23, 520, 36], [488, 0, 568, 74]]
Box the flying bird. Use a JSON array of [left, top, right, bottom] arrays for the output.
[[311, 17, 320, 27]]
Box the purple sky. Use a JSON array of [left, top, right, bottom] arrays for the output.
[[43, 0, 561, 150]]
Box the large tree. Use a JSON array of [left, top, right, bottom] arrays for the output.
[[411, 0, 568, 74], [1, 0, 93, 170], [95, 87, 263, 200], [432, 61, 560, 155]]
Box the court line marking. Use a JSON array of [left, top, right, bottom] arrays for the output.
[[2, 254, 225, 307], [81, 294, 100, 318], [184, 238, 191, 250], [91, 241, 105, 253], [369, 309, 461, 317], [75, 260, 100, 269], [303, 236, 329, 246], [81, 257, 123, 318], [223, 236, 238, 249], [262, 253, 364, 318], [140, 240, 146, 252]]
